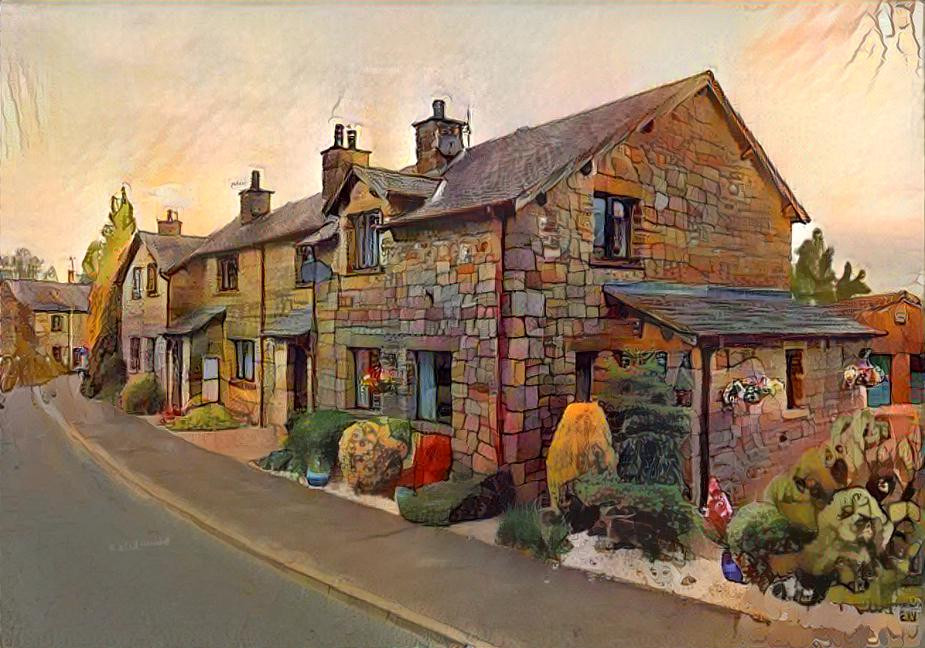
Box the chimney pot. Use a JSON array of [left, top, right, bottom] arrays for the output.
[[433, 99, 445, 120], [251, 170, 261, 189], [346, 128, 357, 150], [333, 123, 344, 148]]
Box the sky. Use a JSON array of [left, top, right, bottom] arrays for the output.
[[1, 0, 923, 292]]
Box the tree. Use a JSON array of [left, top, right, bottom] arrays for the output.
[[80, 187, 137, 399], [0, 247, 45, 280], [792, 228, 871, 305]]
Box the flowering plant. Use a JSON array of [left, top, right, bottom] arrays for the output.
[[360, 366, 397, 394], [722, 375, 784, 408], [843, 363, 886, 388]]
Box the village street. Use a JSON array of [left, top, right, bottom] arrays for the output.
[[0, 377, 860, 648], [0, 384, 427, 648]]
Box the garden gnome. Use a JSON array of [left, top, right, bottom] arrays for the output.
[[705, 477, 734, 538]]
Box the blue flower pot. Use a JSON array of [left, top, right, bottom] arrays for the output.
[[306, 468, 330, 487], [721, 551, 744, 583]]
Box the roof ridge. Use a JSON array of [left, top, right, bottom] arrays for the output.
[[138, 229, 208, 240]]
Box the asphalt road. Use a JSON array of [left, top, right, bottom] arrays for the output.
[[0, 386, 429, 648]]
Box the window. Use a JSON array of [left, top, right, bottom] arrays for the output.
[[144, 337, 155, 372], [417, 351, 452, 423], [71, 347, 82, 368], [353, 211, 380, 270], [146, 263, 158, 295], [233, 339, 255, 382], [51, 346, 63, 363], [352, 348, 380, 410], [867, 354, 892, 408], [575, 352, 597, 403], [592, 194, 635, 261], [50, 315, 63, 332], [218, 255, 238, 291], [129, 337, 141, 373], [785, 349, 806, 409], [911, 354, 924, 405], [295, 245, 314, 286], [131, 267, 142, 299]]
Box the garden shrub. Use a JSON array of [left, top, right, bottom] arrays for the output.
[[590, 480, 700, 561], [395, 476, 484, 526], [496, 503, 572, 561], [546, 402, 615, 508], [166, 403, 240, 431], [285, 410, 356, 474], [121, 374, 165, 415], [339, 418, 409, 494], [726, 502, 815, 591], [93, 353, 127, 403]]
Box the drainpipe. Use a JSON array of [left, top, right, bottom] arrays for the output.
[[259, 245, 266, 427], [310, 245, 318, 412], [698, 345, 716, 508], [493, 204, 507, 467]]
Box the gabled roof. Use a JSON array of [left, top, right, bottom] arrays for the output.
[[826, 291, 922, 316], [603, 281, 880, 344], [3, 279, 91, 313], [138, 231, 207, 273], [389, 71, 809, 225], [172, 193, 325, 271], [323, 166, 441, 216], [163, 305, 226, 335]]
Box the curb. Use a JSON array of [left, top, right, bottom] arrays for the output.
[[34, 386, 497, 648]]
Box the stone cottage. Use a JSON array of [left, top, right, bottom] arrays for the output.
[[311, 70, 879, 504], [0, 278, 91, 370], [828, 291, 924, 406], [114, 211, 205, 390], [162, 71, 880, 505]]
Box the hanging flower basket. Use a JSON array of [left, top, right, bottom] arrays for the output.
[[843, 363, 886, 389], [361, 366, 398, 395], [721, 375, 784, 409]]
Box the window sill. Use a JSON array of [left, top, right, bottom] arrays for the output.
[[343, 408, 382, 419], [411, 420, 453, 436], [590, 258, 644, 270], [215, 289, 239, 295], [294, 282, 313, 290], [345, 267, 383, 277], [230, 378, 257, 390], [782, 407, 809, 420], [147, 292, 159, 298]]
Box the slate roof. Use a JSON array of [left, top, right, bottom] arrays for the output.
[[602, 282, 881, 343], [392, 71, 809, 225], [163, 305, 225, 335], [826, 291, 922, 316], [4, 280, 91, 313], [137, 231, 207, 273], [354, 167, 441, 199], [263, 306, 313, 337], [173, 193, 325, 269]]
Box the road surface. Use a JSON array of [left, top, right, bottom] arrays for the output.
[[0, 386, 429, 648]]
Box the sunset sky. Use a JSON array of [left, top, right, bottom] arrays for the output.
[[1, 1, 922, 291]]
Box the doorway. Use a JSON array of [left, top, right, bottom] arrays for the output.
[[288, 344, 309, 413], [169, 339, 183, 410]]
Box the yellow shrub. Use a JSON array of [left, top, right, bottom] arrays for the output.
[[546, 402, 616, 509], [338, 419, 408, 494]]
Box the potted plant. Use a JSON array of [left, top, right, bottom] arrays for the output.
[[284, 410, 357, 488], [305, 452, 333, 487]]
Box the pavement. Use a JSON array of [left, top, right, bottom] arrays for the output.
[[27, 375, 869, 648], [0, 382, 426, 648]]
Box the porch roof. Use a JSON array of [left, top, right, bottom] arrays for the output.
[[163, 306, 226, 336], [602, 282, 882, 344], [262, 306, 313, 338]]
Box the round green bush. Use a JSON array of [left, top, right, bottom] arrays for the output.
[[121, 374, 165, 415]]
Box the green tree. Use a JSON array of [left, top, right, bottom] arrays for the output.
[[792, 228, 870, 305], [80, 187, 136, 399]]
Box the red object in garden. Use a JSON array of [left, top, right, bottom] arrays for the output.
[[705, 477, 734, 538], [398, 434, 452, 489]]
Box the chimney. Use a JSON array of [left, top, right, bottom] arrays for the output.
[[157, 209, 183, 236], [67, 269, 76, 283], [413, 99, 466, 175], [321, 123, 370, 204], [239, 170, 273, 224]]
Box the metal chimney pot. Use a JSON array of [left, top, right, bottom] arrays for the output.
[[432, 99, 445, 120], [346, 128, 357, 150], [333, 123, 344, 148]]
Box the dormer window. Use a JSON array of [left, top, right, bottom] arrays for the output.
[[353, 211, 380, 270], [592, 193, 636, 261]]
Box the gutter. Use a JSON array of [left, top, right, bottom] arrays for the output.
[[258, 245, 267, 427]]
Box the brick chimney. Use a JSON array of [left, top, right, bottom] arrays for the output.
[[321, 124, 370, 204], [157, 209, 183, 236], [413, 99, 466, 175], [240, 170, 273, 224]]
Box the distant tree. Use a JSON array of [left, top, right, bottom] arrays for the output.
[[792, 228, 871, 305], [80, 187, 137, 399], [42, 266, 58, 282], [0, 247, 45, 279]]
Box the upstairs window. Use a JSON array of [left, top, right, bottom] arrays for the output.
[[295, 245, 313, 286], [353, 211, 380, 270], [50, 314, 63, 332], [233, 339, 255, 382], [218, 255, 238, 291], [146, 263, 158, 295], [592, 194, 635, 261], [131, 267, 142, 299], [129, 337, 141, 373], [785, 349, 806, 409]]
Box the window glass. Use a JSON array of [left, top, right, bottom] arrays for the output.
[[867, 354, 892, 407], [611, 199, 629, 258], [131, 267, 142, 298], [219, 256, 238, 291], [295, 245, 314, 285], [52, 346, 62, 363], [129, 337, 141, 373], [352, 348, 381, 409], [591, 194, 634, 260], [592, 197, 606, 257], [51, 315, 63, 331], [354, 212, 380, 270], [234, 339, 255, 381], [416, 351, 452, 423], [785, 349, 806, 409], [911, 354, 924, 405], [147, 264, 158, 294], [575, 352, 597, 402], [144, 338, 155, 372]]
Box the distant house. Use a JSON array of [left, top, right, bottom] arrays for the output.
[[162, 71, 880, 504], [113, 210, 205, 391], [828, 291, 924, 406], [0, 278, 91, 370]]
